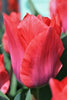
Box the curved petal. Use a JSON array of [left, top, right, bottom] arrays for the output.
[[20, 27, 64, 87], [0, 54, 10, 94], [49, 77, 67, 100], [3, 13, 24, 82], [2, 12, 20, 53]]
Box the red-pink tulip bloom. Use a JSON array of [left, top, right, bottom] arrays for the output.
[[49, 0, 67, 32], [49, 77, 67, 100], [7, 0, 18, 12], [2, 12, 20, 53], [3, 13, 64, 87], [0, 54, 10, 94]]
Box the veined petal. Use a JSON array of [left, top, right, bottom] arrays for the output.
[[0, 54, 10, 94], [2, 12, 20, 53], [3, 13, 24, 82], [20, 27, 64, 87]]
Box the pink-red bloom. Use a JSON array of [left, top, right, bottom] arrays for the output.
[[7, 0, 18, 12], [0, 0, 2, 13], [3, 13, 64, 87], [49, 77, 67, 100], [0, 54, 10, 94], [2, 12, 20, 53], [49, 0, 67, 32]]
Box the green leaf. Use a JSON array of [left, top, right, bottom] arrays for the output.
[[9, 73, 17, 97], [14, 92, 21, 100], [0, 91, 10, 100], [61, 33, 67, 39], [14, 88, 29, 100], [26, 89, 31, 100], [0, 96, 8, 100]]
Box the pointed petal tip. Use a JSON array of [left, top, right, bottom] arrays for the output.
[[3, 13, 7, 20], [3, 13, 10, 25], [49, 78, 54, 85]]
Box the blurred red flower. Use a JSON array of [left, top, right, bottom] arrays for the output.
[[49, 0, 67, 33], [49, 77, 67, 100], [0, 0, 2, 13], [3, 13, 64, 87], [2, 12, 20, 53], [7, 0, 18, 12], [0, 54, 10, 94]]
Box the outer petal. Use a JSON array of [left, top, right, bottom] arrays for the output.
[[3, 13, 24, 82], [2, 12, 20, 53], [0, 54, 10, 94], [20, 27, 64, 87], [49, 77, 67, 100]]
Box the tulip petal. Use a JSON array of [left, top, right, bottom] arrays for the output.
[[2, 12, 20, 53], [49, 77, 67, 100], [10, 12, 20, 23], [20, 27, 64, 87], [3, 13, 24, 82], [0, 54, 10, 94]]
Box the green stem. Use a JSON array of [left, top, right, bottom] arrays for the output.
[[36, 88, 39, 100], [9, 73, 17, 97], [31, 88, 39, 100]]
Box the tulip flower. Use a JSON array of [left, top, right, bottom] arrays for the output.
[[0, 0, 2, 13], [49, 77, 67, 100], [0, 54, 10, 94], [7, 0, 18, 12], [2, 12, 20, 53], [3, 13, 64, 87], [49, 0, 67, 32]]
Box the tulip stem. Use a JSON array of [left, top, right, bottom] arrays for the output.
[[36, 88, 39, 100], [31, 88, 40, 100]]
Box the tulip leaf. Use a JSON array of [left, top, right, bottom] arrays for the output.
[[14, 92, 21, 100], [9, 73, 17, 97], [14, 88, 29, 100], [61, 33, 67, 39], [0, 91, 10, 100], [26, 89, 31, 100]]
